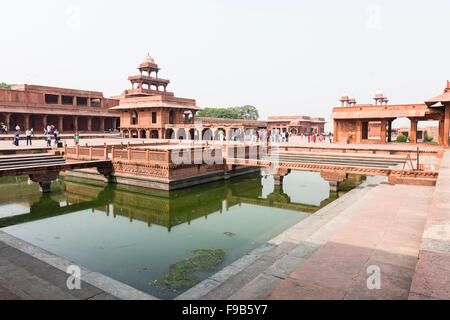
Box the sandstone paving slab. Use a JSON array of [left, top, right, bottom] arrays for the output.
[[198, 255, 277, 300], [175, 279, 221, 300], [267, 278, 346, 300], [7, 252, 104, 300], [409, 250, 450, 300], [88, 292, 120, 300], [263, 255, 305, 280], [0, 284, 21, 300], [228, 273, 283, 300]]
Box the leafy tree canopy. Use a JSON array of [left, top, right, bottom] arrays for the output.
[[0, 83, 12, 89], [197, 105, 259, 120]]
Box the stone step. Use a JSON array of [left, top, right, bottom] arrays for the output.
[[0, 160, 66, 170], [265, 154, 403, 165]]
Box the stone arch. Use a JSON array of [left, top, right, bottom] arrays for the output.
[[166, 129, 174, 139], [130, 130, 138, 138], [176, 128, 187, 140], [131, 110, 139, 125], [10, 114, 26, 131], [78, 117, 88, 131], [202, 128, 213, 141], [63, 116, 75, 132], [150, 130, 159, 139], [122, 129, 129, 138], [214, 128, 226, 141], [140, 129, 147, 139]]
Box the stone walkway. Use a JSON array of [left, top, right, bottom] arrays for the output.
[[0, 231, 156, 300], [408, 150, 450, 299], [267, 183, 432, 299]]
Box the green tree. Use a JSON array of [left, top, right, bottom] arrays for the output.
[[0, 83, 12, 89], [197, 108, 240, 119], [197, 105, 259, 120], [231, 105, 259, 120]]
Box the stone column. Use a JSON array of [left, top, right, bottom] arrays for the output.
[[99, 117, 104, 132], [74, 116, 79, 131], [87, 116, 92, 132], [29, 171, 59, 193], [333, 120, 338, 143], [24, 114, 30, 130], [410, 118, 418, 144], [5, 113, 11, 130], [267, 167, 290, 186], [42, 115, 48, 129], [444, 104, 450, 147], [439, 119, 445, 145], [380, 119, 387, 143], [320, 170, 348, 192], [356, 120, 362, 143], [58, 116, 64, 132], [387, 120, 392, 143]]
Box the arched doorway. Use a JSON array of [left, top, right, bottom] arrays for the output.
[[202, 128, 213, 141], [214, 128, 226, 141], [140, 130, 147, 139], [122, 129, 129, 138], [166, 129, 174, 139], [176, 128, 186, 140], [131, 130, 138, 138], [150, 130, 159, 139]]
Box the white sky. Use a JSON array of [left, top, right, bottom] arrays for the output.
[[1, 0, 449, 131]]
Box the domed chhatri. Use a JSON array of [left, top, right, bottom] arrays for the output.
[[142, 52, 155, 65]]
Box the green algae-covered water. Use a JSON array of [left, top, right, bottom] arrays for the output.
[[0, 171, 363, 299]]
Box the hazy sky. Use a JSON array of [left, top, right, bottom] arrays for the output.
[[1, 0, 449, 130]]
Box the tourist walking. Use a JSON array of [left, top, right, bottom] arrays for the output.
[[54, 129, 60, 147], [26, 129, 32, 146], [74, 131, 80, 145], [14, 131, 19, 146], [46, 132, 52, 147], [285, 131, 289, 143], [313, 134, 317, 143]]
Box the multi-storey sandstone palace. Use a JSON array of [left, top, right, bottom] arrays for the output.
[[0, 54, 324, 138]]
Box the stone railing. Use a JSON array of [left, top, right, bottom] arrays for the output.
[[65, 145, 108, 161]]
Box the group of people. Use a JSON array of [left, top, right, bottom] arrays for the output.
[[302, 133, 333, 143], [270, 129, 290, 143], [0, 122, 8, 134], [10, 124, 61, 147]]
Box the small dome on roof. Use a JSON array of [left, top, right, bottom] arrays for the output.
[[142, 53, 155, 64], [341, 92, 349, 99]]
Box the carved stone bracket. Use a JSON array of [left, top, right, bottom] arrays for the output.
[[29, 171, 60, 193]]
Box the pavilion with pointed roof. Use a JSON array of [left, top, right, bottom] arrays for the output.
[[331, 82, 450, 146], [111, 54, 201, 139]]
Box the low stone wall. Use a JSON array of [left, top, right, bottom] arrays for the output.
[[66, 165, 260, 191]]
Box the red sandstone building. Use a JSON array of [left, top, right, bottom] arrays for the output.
[[0, 84, 120, 133], [266, 116, 326, 135], [332, 84, 450, 146], [1, 54, 325, 138], [112, 54, 314, 140]]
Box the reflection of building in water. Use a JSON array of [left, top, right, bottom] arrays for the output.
[[0, 174, 364, 230]]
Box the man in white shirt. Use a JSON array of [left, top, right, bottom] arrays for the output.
[[26, 129, 32, 146]]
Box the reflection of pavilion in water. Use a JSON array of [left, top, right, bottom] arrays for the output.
[[0, 173, 363, 230]]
